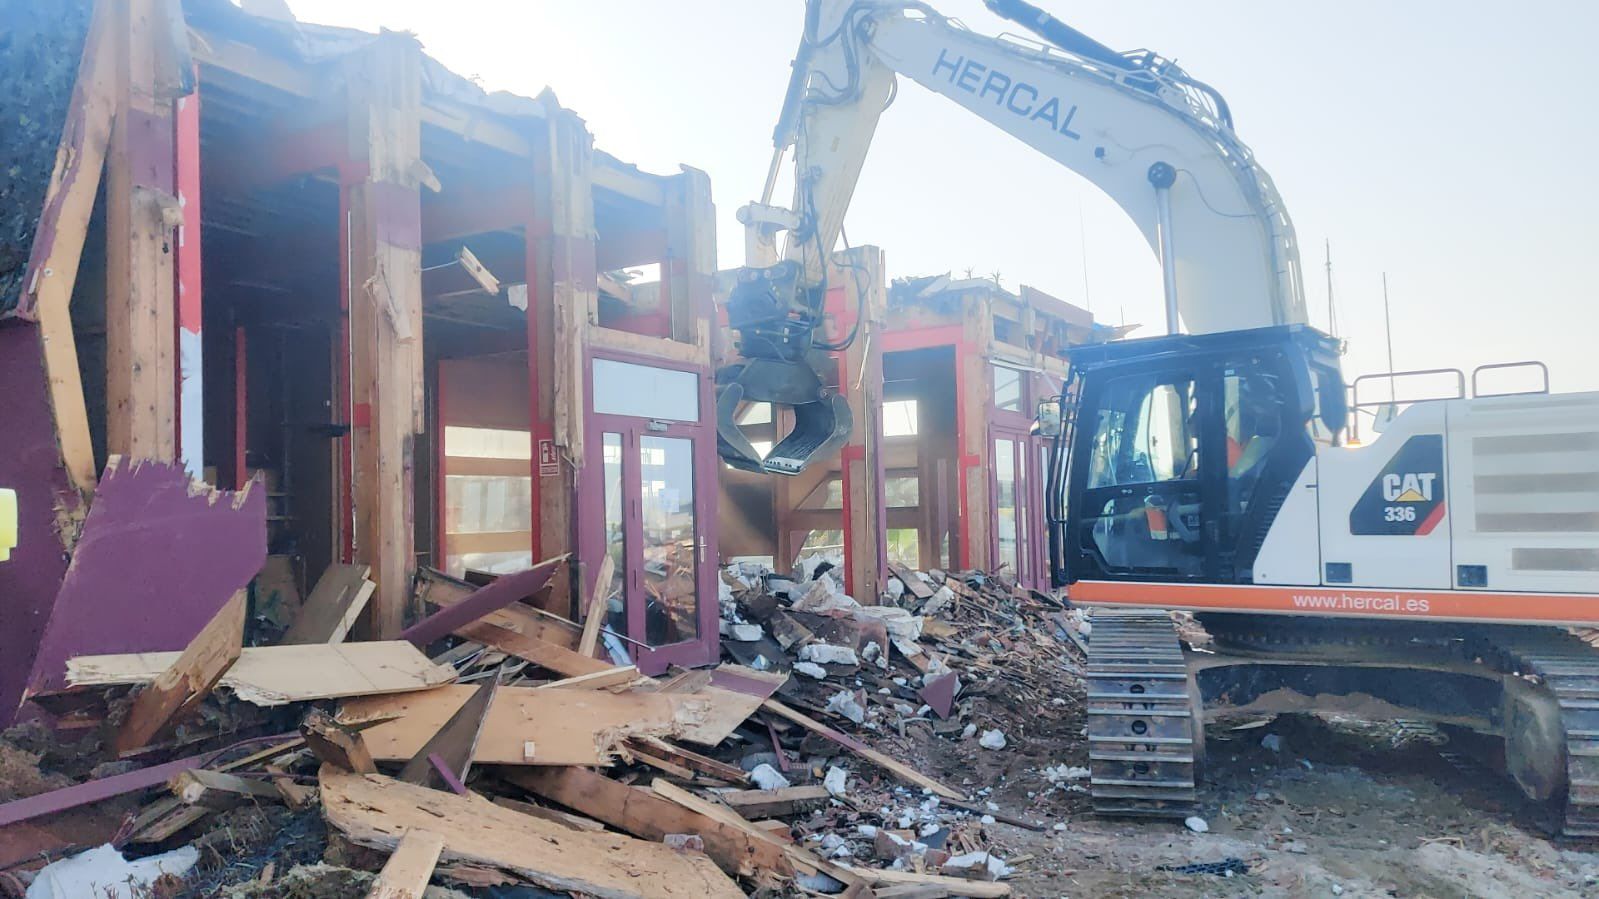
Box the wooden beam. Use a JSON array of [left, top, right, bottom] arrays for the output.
[[170, 768, 282, 809], [539, 665, 639, 690], [320, 767, 744, 898], [115, 589, 246, 753], [718, 785, 831, 819], [343, 34, 427, 638], [456, 620, 608, 678], [503, 766, 792, 879], [281, 563, 375, 644], [367, 828, 445, 899], [16, 0, 115, 492], [576, 553, 614, 658], [838, 248, 888, 601], [649, 779, 863, 888], [403, 556, 564, 647], [106, 0, 181, 463]]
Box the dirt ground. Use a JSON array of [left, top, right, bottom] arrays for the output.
[[936, 712, 1599, 898]]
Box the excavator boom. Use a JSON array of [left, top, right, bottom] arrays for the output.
[[717, 0, 1306, 474]]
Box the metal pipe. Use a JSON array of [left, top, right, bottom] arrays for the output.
[[1148, 162, 1179, 334]]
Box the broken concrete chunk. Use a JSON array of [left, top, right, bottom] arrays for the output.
[[824, 766, 849, 798], [722, 623, 765, 642], [1185, 815, 1210, 833], [944, 850, 1014, 879], [978, 729, 1007, 750], [792, 661, 828, 679], [749, 763, 791, 790], [825, 690, 867, 725], [799, 643, 860, 666]]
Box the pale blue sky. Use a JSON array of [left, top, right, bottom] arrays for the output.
[[291, 0, 1598, 391]]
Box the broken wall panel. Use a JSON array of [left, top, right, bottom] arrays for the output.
[[15, 458, 265, 718]]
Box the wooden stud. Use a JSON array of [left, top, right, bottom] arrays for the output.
[[503, 766, 792, 879], [281, 564, 375, 644], [342, 34, 426, 638], [170, 768, 282, 809], [539, 665, 640, 690], [115, 589, 246, 753], [106, 0, 181, 463], [19, 0, 116, 491], [839, 247, 888, 601], [367, 828, 445, 899], [576, 552, 614, 658]]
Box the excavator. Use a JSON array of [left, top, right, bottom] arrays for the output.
[[724, 0, 1599, 836]]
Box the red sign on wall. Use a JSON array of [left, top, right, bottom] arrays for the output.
[[538, 438, 559, 477]]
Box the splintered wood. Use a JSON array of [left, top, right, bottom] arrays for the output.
[[70, 641, 455, 706], [320, 768, 743, 899], [337, 683, 760, 764]]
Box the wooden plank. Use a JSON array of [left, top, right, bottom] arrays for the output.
[[106, 0, 180, 463], [301, 709, 377, 774], [649, 779, 861, 888], [265, 763, 315, 808], [337, 684, 742, 765], [504, 766, 792, 879], [415, 567, 581, 650], [456, 620, 610, 677], [852, 867, 1011, 897], [761, 700, 962, 799], [73, 641, 454, 706], [489, 795, 607, 833], [402, 556, 565, 647], [889, 565, 935, 601], [719, 785, 831, 819], [343, 34, 425, 639], [368, 828, 445, 899], [540, 665, 640, 690], [115, 590, 246, 753], [397, 678, 497, 794], [627, 737, 751, 785], [321, 768, 743, 899], [577, 553, 614, 658], [18, 0, 115, 490], [281, 563, 374, 644], [171, 768, 281, 809]]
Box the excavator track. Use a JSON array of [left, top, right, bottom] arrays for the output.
[[1085, 609, 1198, 818], [1472, 628, 1599, 838]]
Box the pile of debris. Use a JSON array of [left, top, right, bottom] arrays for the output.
[[0, 554, 1089, 898]]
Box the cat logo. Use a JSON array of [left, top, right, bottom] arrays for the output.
[[1382, 472, 1438, 503], [1350, 435, 1446, 536]]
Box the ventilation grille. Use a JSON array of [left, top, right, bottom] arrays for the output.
[[1512, 548, 1599, 573], [1473, 430, 1599, 534]]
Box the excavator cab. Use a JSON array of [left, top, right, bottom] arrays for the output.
[[1045, 325, 1346, 588], [716, 261, 853, 475]]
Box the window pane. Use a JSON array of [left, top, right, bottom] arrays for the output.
[[1087, 375, 1197, 489], [601, 432, 627, 637], [886, 476, 920, 507], [993, 364, 1023, 412], [887, 528, 920, 568], [592, 358, 699, 420], [444, 426, 532, 460], [640, 435, 698, 646], [995, 438, 1018, 573], [882, 399, 918, 437], [444, 475, 532, 534]]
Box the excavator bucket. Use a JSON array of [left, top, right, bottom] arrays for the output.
[[715, 358, 852, 476]]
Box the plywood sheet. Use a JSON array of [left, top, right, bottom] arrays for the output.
[[68, 641, 454, 706]]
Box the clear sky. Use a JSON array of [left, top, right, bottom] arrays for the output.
[[290, 0, 1598, 392]]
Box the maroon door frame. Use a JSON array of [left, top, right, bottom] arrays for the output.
[[577, 347, 720, 674], [989, 365, 1057, 591]]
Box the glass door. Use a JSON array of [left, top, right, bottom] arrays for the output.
[[585, 355, 717, 674]]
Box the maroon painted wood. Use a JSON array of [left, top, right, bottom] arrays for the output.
[[21, 459, 267, 707], [0, 754, 206, 828], [401, 555, 562, 647], [0, 324, 82, 727]]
